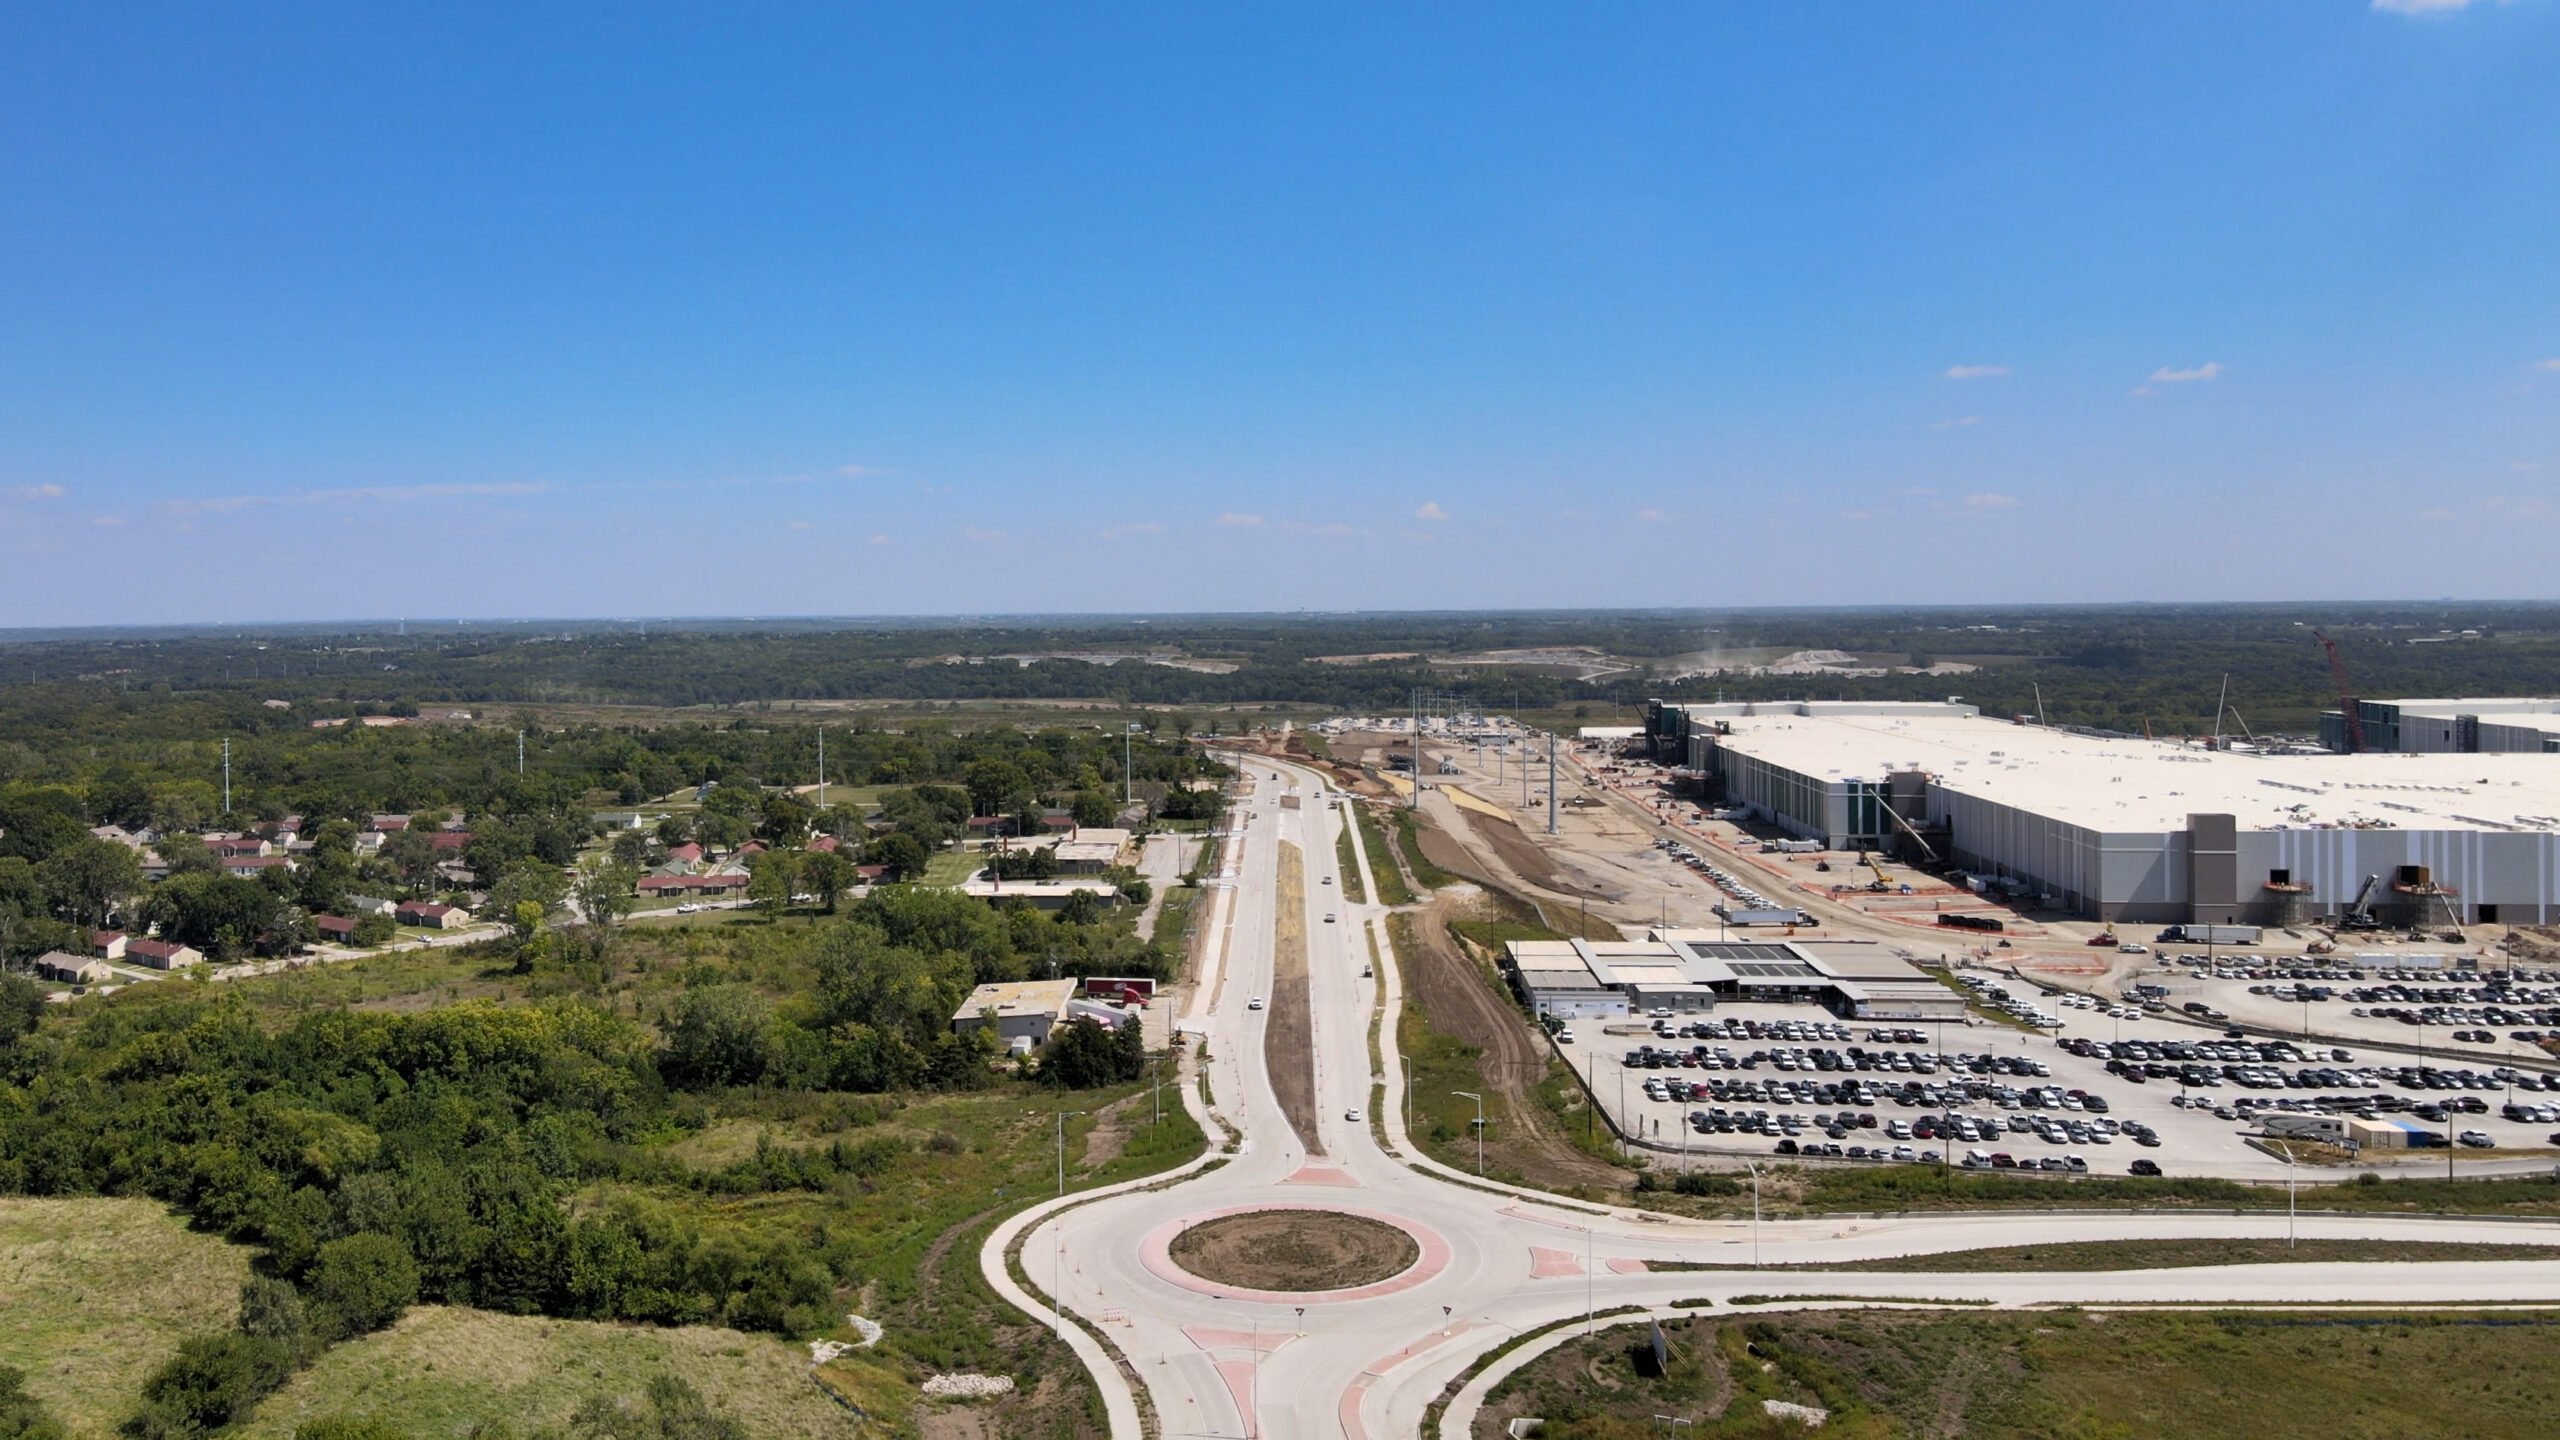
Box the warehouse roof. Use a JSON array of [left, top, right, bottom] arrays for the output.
[[1708, 711, 2560, 834]]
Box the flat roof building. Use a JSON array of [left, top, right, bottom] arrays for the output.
[[950, 978, 1078, 1046], [1504, 934, 1956, 1021], [1649, 698, 2560, 926], [2325, 698, 2560, 756]]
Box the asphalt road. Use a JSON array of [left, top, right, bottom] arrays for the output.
[[990, 755, 2560, 1440]]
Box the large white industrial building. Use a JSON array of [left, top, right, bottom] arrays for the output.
[[1647, 699, 2560, 926]]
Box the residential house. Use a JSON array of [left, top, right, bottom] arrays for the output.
[[664, 842, 705, 870], [314, 915, 359, 944], [92, 930, 129, 960], [36, 952, 108, 986], [209, 836, 273, 858], [394, 901, 467, 930], [342, 895, 396, 917], [127, 939, 205, 970], [368, 815, 411, 832]]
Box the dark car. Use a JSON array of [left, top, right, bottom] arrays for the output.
[[2128, 1158, 2163, 1176], [1774, 1138, 1799, 1155]]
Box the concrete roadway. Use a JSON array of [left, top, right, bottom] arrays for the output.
[[994, 756, 2560, 1440]]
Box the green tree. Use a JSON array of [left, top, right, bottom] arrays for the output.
[[798, 850, 851, 913], [861, 832, 928, 880], [157, 833, 223, 878], [1070, 790, 1117, 828], [754, 791, 812, 847], [963, 759, 1031, 817], [660, 987, 774, 1090], [1037, 1017, 1143, 1089], [349, 912, 397, 947], [140, 873, 281, 958], [307, 1232, 420, 1340], [744, 850, 798, 917], [37, 837, 142, 929]]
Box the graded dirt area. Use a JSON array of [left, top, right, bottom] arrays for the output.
[[1166, 1210, 1419, 1291], [1266, 840, 1321, 1156]]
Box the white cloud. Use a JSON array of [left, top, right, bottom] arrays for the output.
[[2146, 362, 2223, 384], [839, 464, 889, 478], [5, 483, 66, 500], [2534, 358, 2560, 372], [1634, 508, 1669, 522], [1216, 512, 1264, 527], [1413, 501, 1449, 522], [304, 482, 545, 503], [868, 533, 890, 546], [1966, 492, 2018, 508], [2373, 0, 2504, 14], [1942, 365, 2009, 380], [1932, 416, 1981, 430]]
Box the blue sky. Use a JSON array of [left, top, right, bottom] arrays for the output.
[[3, 2, 2556, 625]]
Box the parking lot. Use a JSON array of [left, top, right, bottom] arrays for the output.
[[1555, 975, 2560, 1181]]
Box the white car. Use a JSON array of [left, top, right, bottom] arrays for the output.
[[1324, 914, 1337, 923], [1555, 1028, 1575, 1044], [2118, 943, 2149, 954], [1345, 1108, 1364, 1122], [1322, 875, 1333, 885], [1247, 996, 1264, 1010]]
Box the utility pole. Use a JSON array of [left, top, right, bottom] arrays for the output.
[[517, 730, 526, 777], [1547, 733, 1559, 835], [1126, 722, 1141, 805], [1410, 688, 1422, 811], [817, 727, 826, 808], [222, 738, 232, 816]]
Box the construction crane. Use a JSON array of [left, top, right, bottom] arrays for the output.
[[1857, 850, 1894, 893], [2313, 630, 2363, 753], [2338, 873, 2383, 931]]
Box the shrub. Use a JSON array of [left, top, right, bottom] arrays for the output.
[[132, 1333, 295, 1439]]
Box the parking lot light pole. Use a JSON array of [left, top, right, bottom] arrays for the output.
[[1456, 1091, 1485, 1174]]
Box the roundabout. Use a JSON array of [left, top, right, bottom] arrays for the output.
[[1151, 1204, 1445, 1302]]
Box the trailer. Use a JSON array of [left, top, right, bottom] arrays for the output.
[[1767, 839, 1824, 854], [1717, 906, 1814, 927], [2156, 924, 2260, 945]]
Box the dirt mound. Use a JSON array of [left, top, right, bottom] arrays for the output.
[[1166, 1210, 1418, 1291]]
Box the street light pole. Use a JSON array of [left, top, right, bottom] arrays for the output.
[[2272, 1140, 2298, 1248], [1055, 1109, 1086, 1195], [1455, 1091, 1485, 1174], [1746, 1161, 1762, 1269]]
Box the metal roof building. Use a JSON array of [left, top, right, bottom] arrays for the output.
[[1648, 699, 2560, 926]]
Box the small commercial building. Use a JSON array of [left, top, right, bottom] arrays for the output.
[[951, 979, 1078, 1047], [1051, 828, 1134, 874], [956, 879, 1125, 913]]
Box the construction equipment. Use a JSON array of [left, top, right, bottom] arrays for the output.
[[2337, 873, 2383, 931], [2313, 631, 2363, 752], [1858, 850, 1894, 893]]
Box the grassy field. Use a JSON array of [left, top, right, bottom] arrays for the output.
[[1481, 1307, 2560, 1440], [1353, 804, 1415, 906], [234, 1307, 856, 1439], [1657, 1237, 2560, 1273], [920, 849, 982, 886], [1335, 825, 1367, 904], [0, 1198, 256, 1440]]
